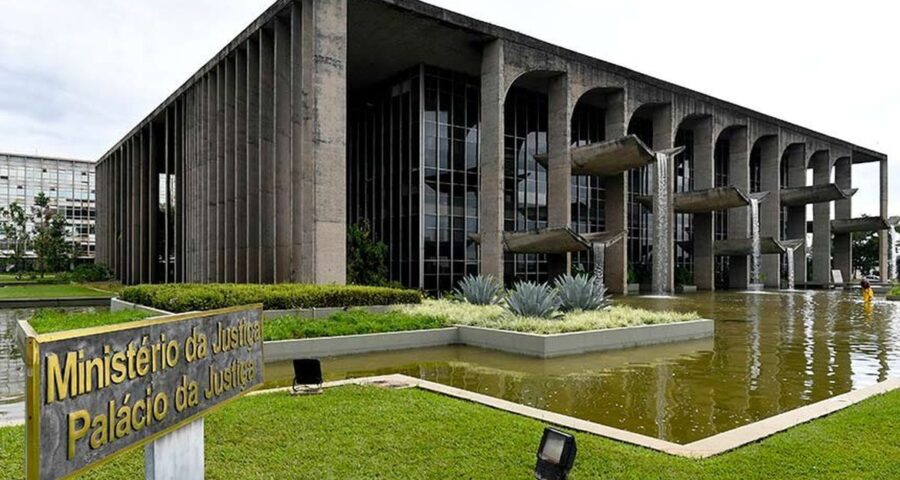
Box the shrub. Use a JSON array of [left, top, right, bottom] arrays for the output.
[[554, 274, 608, 311], [264, 310, 446, 341], [455, 275, 503, 305], [120, 283, 423, 313], [347, 221, 389, 286], [504, 281, 560, 319], [59, 263, 112, 283]]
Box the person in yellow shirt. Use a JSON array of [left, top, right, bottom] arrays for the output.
[[861, 279, 875, 303]]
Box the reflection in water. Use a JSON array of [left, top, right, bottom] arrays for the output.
[[265, 291, 900, 444], [0, 307, 106, 423]]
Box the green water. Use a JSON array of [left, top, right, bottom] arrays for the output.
[[265, 290, 900, 444]]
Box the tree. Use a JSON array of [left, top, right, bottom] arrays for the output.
[[31, 192, 71, 277], [347, 221, 389, 286], [853, 230, 879, 277], [0, 202, 29, 278]]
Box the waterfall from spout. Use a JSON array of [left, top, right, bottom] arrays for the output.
[[786, 247, 796, 290], [592, 242, 606, 292], [890, 227, 898, 281], [652, 152, 670, 295], [749, 197, 761, 285]]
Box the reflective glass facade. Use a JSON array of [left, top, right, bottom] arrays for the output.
[[714, 140, 730, 288], [674, 130, 694, 280], [0, 154, 96, 259], [349, 66, 479, 293], [627, 118, 654, 281], [570, 103, 607, 273]]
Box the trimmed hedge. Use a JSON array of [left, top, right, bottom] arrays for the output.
[[120, 283, 423, 313]]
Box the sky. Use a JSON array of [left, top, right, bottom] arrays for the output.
[[0, 0, 896, 217]]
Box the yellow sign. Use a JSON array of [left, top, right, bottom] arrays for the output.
[[18, 305, 265, 480]]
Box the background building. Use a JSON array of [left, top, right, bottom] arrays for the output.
[[0, 153, 96, 262], [94, 0, 889, 292]]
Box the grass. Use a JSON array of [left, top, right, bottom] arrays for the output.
[[1, 385, 898, 479], [28, 309, 152, 334], [0, 283, 114, 300], [263, 310, 446, 341], [399, 299, 700, 335], [890, 284, 900, 297]]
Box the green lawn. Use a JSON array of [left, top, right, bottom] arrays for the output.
[[264, 310, 446, 341], [1, 385, 898, 479], [28, 309, 151, 334], [0, 284, 114, 300]]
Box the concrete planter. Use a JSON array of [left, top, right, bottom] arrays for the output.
[[0, 297, 112, 308], [110, 298, 177, 316], [457, 320, 714, 358], [264, 328, 459, 362], [676, 285, 698, 293], [263, 304, 412, 320]]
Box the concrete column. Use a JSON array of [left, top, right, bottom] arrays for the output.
[[206, 70, 216, 283], [833, 157, 852, 282], [298, 0, 348, 284], [247, 34, 261, 283], [259, 27, 276, 283], [880, 158, 890, 282], [758, 137, 780, 288], [652, 105, 674, 293], [546, 74, 571, 280], [130, 135, 139, 284], [274, 17, 292, 283], [216, 63, 226, 283], [235, 46, 248, 284], [784, 145, 807, 285], [811, 151, 832, 285], [479, 40, 505, 281], [95, 161, 105, 266], [604, 91, 627, 294], [691, 118, 715, 290], [224, 56, 236, 283], [150, 123, 160, 284], [727, 128, 749, 289]]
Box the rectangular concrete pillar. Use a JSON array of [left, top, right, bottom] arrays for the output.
[[759, 137, 780, 288], [478, 40, 505, 281], [206, 70, 217, 283], [300, 0, 348, 284], [247, 34, 262, 284], [784, 145, 807, 285], [691, 118, 715, 290], [652, 106, 675, 293], [259, 27, 276, 283], [811, 151, 832, 285], [274, 17, 292, 283], [130, 135, 139, 284], [224, 56, 236, 283], [546, 74, 571, 280], [727, 128, 749, 289], [216, 63, 226, 283], [604, 91, 627, 295], [880, 158, 890, 282], [235, 46, 248, 284], [148, 123, 158, 284], [833, 157, 852, 282]]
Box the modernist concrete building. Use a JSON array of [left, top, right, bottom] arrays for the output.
[[0, 153, 96, 261], [94, 0, 890, 293]]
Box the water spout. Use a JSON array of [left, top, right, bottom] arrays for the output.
[[750, 197, 761, 284], [651, 147, 683, 295], [592, 242, 606, 292], [787, 247, 796, 290], [889, 219, 898, 282]]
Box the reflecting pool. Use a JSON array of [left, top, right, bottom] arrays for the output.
[[265, 290, 900, 444], [0, 307, 107, 424]]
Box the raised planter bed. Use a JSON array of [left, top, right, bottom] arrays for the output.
[[265, 328, 459, 362], [0, 296, 112, 308]]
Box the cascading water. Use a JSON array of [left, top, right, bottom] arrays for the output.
[[652, 152, 670, 295], [749, 197, 761, 286], [592, 242, 606, 290], [890, 227, 898, 282], [786, 247, 796, 290]]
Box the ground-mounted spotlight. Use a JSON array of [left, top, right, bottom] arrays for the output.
[[534, 427, 577, 480], [292, 358, 323, 395]]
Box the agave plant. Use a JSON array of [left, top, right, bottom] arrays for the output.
[[504, 281, 560, 318], [554, 273, 609, 311], [455, 275, 503, 305]]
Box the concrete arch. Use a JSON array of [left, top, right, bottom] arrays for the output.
[[503, 69, 566, 100]]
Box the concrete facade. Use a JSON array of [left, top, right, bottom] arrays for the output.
[[95, 0, 889, 290]]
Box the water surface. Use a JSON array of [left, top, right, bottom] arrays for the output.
[[266, 290, 900, 443]]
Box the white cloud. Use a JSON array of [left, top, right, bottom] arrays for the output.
[[0, 0, 895, 217]]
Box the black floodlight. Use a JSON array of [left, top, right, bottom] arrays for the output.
[[534, 427, 577, 480], [292, 358, 323, 395]]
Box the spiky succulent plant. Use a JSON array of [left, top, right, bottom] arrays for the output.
[[504, 281, 560, 318], [455, 275, 503, 305], [554, 273, 609, 311]]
